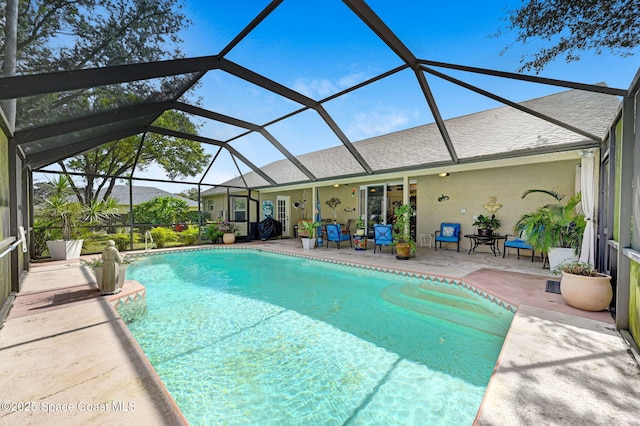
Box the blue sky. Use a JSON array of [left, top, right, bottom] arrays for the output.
[[46, 1, 640, 191]]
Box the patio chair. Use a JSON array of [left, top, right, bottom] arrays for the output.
[[373, 224, 394, 254], [503, 228, 535, 261], [342, 218, 352, 236], [434, 223, 461, 252], [326, 223, 352, 249]]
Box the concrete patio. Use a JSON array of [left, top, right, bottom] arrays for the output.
[[1, 238, 638, 425]]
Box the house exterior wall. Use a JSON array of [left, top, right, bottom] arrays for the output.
[[246, 158, 580, 242], [415, 159, 580, 244]]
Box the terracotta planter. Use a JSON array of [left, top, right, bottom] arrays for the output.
[[223, 233, 236, 244], [396, 242, 411, 259], [560, 272, 612, 311]]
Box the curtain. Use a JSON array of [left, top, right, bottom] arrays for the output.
[[579, 149, 596, 264]]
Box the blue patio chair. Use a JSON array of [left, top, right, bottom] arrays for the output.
[[503, 228, 535, 261], [373, 224, 394, 254], [326, 223, 352, 249], [434, 223, 461, 252]]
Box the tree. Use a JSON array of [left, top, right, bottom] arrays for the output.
[[133, 196, 190, 225], [1, 0, 189, 73], [1, 0, 210, 205], [499, 0, 640, 72], [177, 187, 201, 201], [62, 109, 211, 206]]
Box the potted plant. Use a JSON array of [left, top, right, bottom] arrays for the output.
[[553, 261, 612, 311], [38, 175, 118, 260], [392, 203, 416, 259], [472, 214, 501, 236], [299, 221, 320, 249], [354, 217, 366, 236], [215, 219, 239, 244], [82, 255, 135, 291], [515, 189, 585, 269]]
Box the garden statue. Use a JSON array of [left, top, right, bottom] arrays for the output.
[[101, 240, 123, 295]]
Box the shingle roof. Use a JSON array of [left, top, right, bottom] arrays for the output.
[[98, 185, 198, 207], [202, 88, 619, 195]]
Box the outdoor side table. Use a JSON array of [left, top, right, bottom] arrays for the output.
[[464, 234, 506, 256], [419, 233, 433, 247]]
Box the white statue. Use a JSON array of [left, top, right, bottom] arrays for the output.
[[101, 240, 123, 295]]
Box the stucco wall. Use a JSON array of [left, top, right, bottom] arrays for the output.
[[0, 127, 10, 307], [415, 160, 580, 247]]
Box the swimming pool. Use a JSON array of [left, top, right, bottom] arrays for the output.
[[123, 248, 514, 425]]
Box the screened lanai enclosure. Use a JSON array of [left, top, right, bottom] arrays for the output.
[[1, 1, 640, 347]]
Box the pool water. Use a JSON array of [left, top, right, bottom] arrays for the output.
[[124, 249, 513, 425]]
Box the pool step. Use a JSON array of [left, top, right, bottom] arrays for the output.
[[380, 283, 512, 336]]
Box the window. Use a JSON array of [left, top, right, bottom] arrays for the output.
[[231, 197, 246, 222]]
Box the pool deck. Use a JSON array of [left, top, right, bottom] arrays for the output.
[[1, 239, 639, 425]]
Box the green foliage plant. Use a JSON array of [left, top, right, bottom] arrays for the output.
[[472, 214, 501, 230], [392, 204, 416, 254], [37, 175, 119, 240], [149, 227, 178, 248], [552, 261, 603, 277], [299, 221, 320, 239], [204, 224, 223, 244], [180, 226, 200, 245], [133, 196, 190, 225], [214, 219, 239, 235], [515, 189, 586, 254], [113, 233, 133, 251]]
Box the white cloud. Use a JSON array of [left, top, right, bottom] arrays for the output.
[[349, 108, 419, 140], [292, 77, 338, 98], [291, 72, 369, 99]]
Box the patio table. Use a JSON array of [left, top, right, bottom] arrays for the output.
[[464, 234, 506, 256]]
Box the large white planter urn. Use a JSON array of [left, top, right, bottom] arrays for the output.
[[223, 233, 236, 244], [47, 239, 84, 260], [560, 272, 613, 311], [548, 247, 578, 270]]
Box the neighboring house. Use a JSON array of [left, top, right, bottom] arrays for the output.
[[202, 88, 620, 239], [95, 185, 199, 214]]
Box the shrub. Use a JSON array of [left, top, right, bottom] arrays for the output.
[[149, 227, 178, 248], [204, 224, 223, 243], [180, 226, 200, 245], [113, 233, 134, 251]]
